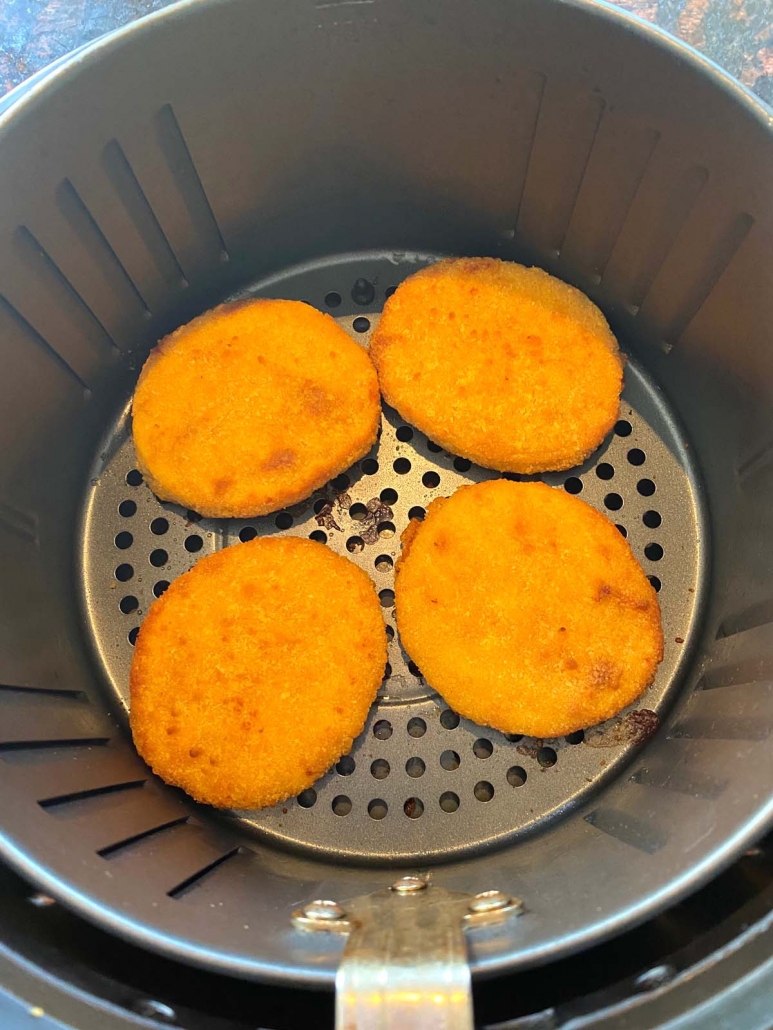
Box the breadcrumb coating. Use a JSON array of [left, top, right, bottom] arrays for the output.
[[132, 299, 381, 517], [130, 537, 386, 809], [395, 480, 662, 737], [371, 257, 623, 473]]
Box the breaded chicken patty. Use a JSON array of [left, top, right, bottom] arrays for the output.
[[395, 480, 662, 738], [130, 537, 386, 809], [370, 258, 623, 473], [132, 299, 381, 518]]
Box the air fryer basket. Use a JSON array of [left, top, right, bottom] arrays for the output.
[[0, 0, 772, 999]]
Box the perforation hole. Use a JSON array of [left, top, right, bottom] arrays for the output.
[[383, 663, 392, 679], [385, 285, 397, 298], [336, 756, 355, 776], [352, 316, 370, 333], [332, 795, 352, 816], [615, 420, 632, 437], [422, 471, 440, 488], [408, 506, 426, 521], [185, 535, 203, 553], [406, 757, 425, 778], [153, 581, 170, 598], [371, 759, 390, 779], [128, 627, 139, 646], [120, 595, 139, 614], [297, 789, 317, 808], [643, 510, 662, 529], [324, 291, 342, 308], [115, 564, 133, 582], [595, 463, 614, 480], [379, 588, 395, 607], [604, 493, 623, 511], [150, 549, 168, 567], [393, 457, 411, 474], [538, 747, 558, 768], [380, 487, 398, 505], [453, 457, 472, 472], [115, 531, 133, 550], [566, 730, 585, 745], [150, 518, 168, 536], [378, 521, 396, 539], [349, 503, 368, 521], [407, 717, 426, 738], [347, 536, 365, 553], [507, 766, 527, 787], [627, 448, 646, 466], [439, 791, 459, 812], [440, 750, 460, 770], [118, 499, 137, 517], [375, 554, 393, 572], [126, 469, 143, 486], [645, 543, 664, 562], [473, 738, 493, 759], [368, 799, 388, 820], [407, 661, 422, 678], [440, 710, 460, 729], [637, 479, 656, 497], [332, 474, 350, 491], [385, 624, 395, 641], [648, 575, 662, 592], [362, 459, 379, 475], [404, 797, 424, 818], [564, 477, 583, 494], [373, 720, 392, 740], [474, 781, 495, 802], [309, 530, 327, 543], [275, 512, 293, 530], [239, 526, 257, 542], [427, 440, 443, 453], [616, 524, 627, 537], [505, 734, 523, 743], [396, 426, 414, 442]]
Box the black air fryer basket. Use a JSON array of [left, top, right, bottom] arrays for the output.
[[0, 0, 771, 1026]]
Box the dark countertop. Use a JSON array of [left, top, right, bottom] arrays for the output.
[[0, 0, 772, 103]]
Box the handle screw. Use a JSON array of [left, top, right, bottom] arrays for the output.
[[468, 890, 515, 914], [391, 876, 427, 893], [303, 899, 346, 921]]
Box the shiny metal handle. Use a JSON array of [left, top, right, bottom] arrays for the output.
[[293, 877, 523, 1030]]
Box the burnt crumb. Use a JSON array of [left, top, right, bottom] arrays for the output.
[[675, 637, 684, 644], [585, 709, 660, 748], [282, 807, 288, 815], [404, 797, 420, 818], [516, 738, 544, 759], [335, 491, 352, 511], [314, 503, 341, 532], [350, 497, 394, 545]]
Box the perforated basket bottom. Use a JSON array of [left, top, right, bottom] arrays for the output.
[[79, 253, 708, 864]]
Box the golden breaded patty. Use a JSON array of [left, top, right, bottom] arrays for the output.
[[130, 537, 386, 809], [132, 299, 381, 518], [396, 481, 662, 738], [370, 258, 623, 473]]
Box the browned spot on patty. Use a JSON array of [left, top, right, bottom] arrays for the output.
[[263, 449, 297, 471], [590, 659, 622, 692]]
